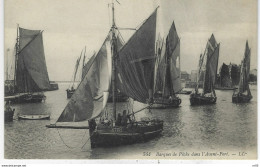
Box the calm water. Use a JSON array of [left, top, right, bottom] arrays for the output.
[[4, 83, 257, 159]]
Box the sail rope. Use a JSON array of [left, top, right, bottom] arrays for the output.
[[56, 127, 88, 149]]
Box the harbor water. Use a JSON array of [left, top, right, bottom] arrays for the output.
[[4, 83, 257, 159]]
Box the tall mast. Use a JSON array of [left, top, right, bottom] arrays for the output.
[[14, 24, 19, 91], [6, 49, 9, 80], [111, 2, 117, 121]]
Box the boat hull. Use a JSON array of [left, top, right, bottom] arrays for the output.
[[5, 108, 15, 122], [90, 120, 163, 148], [151, 97, 181, 109], [215, 86, 237, 90], [66, 89, 75, 99], [18, 114, 50, 120], [5, 92, 46, 103], [190, 93, 217, 105], [232, 93, 252, 103]]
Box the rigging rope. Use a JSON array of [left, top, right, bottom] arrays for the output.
[[56, 127, 89, 149]]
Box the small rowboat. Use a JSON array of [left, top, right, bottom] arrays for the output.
[[18, 114, 50, 120]]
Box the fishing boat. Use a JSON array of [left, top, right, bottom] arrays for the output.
[[190, 34, 220, 105], [232, 41, 252, 103], [4, 26, 51, 103], [49, 81, 59, 91], [152, 21, 182, 108], [4, 101, 15, 122], [54, 4, 163, 148], [66, 48, 85, 98], [18, 114, 50, 120]]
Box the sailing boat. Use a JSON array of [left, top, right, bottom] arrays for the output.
[[4, 26, 51, 104], [55, 5, 163, 148], [190, 34, 220, 105], [153, 21, 182, 108], [232, 41, 252, 103], [66, 49, 84, 98]]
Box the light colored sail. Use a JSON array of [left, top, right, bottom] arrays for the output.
[[57, 33, 113, 122], [16, 28, 50, 93]]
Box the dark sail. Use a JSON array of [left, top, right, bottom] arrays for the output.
[[238, 41, 251, 93], [15, 27, 50, 93], [202, 34, 219, 94], [117, 9, 157, 103]]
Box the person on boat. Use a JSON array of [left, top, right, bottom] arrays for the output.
[[121, 110, 132, 126], [115, 113, 122, 126]]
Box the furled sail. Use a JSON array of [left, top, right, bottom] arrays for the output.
[[57, 32, 116, 122], [15, 27, 50, 93], [238, 41, 251, 94], [117, 9, 157, 103]]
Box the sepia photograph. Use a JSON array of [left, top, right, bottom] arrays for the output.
[[3, 0, 258, 162]]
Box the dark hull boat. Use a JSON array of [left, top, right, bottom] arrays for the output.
[[176, 90, 192, 95], [5, 26, 51, 104], [152, 21, 182, 108], [90, 120, 163, 148], [190, 93, 216, 105], [190, 34, 220, 106], [232, 93, 252, 103], [152, 97, 181, 109], [5, 92, 46, 103], [53, 6, 164, 148], [215, 86, 237, 90], [232, 41, 252, 103]]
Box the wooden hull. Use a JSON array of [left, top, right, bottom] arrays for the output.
[[5, 108, 15, 122], [18, 114, 50, 120], [90, 120, 163, 148], [5, 92, 46, 104], [176, 90, 192, 95], [215, 86, 237, 90], [232, 93, 252, 103], [190, 93, 217, 105], [66, 89, 75, 99], [151, 97, 181, 109]]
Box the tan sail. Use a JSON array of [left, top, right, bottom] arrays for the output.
[[16, 27, 50, 93]]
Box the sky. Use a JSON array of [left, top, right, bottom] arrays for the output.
[[3, 0, 258, 81]]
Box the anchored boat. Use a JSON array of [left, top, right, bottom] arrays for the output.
[[66, 48, 85, 98], [190, 34, 220, 105], [4, 26, 51, 103], [232, 41, 252, 103]]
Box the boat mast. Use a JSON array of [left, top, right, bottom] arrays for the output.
[[14, 24, 19, 91], [6, 48, 9, 80], [111, 1, 117, 121]]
